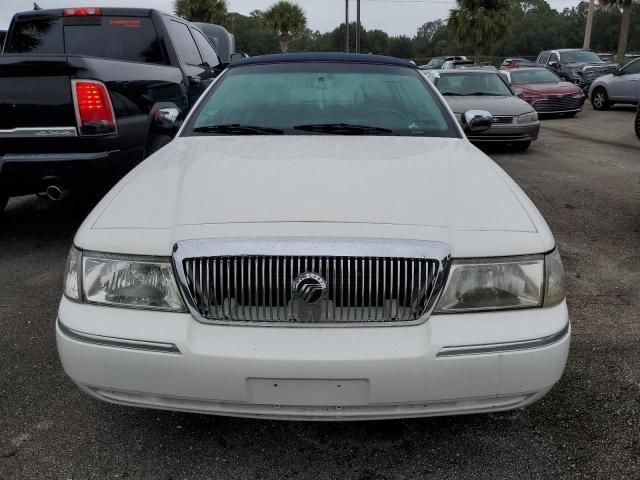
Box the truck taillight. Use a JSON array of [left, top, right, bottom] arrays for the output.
[[72, 80, 117, 136], [64, 7, 101, 16]]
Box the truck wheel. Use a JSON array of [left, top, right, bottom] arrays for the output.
[[144, 133, 173, 159], [0, 194, 8, 214], [511, 141, 531, 152], [591, 88, 610, 111]]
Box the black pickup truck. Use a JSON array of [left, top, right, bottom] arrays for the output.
[[0, 7, 226, 212]]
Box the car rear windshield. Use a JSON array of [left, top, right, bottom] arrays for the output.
[[185, 63, 460, 138], [435, 73, 512, 96], [5, 15, 165, 64], [511, 69, 560, 84]]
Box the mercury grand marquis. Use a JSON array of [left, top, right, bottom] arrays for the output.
[[57, 53, 570, 420]]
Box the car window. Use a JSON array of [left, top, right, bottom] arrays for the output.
[[6, 15, 164, 64], [167, 20, 202, 66], [622, 59, 640, 75], [435, 73, 512, 96], [191, 28, 220, 68], [185, 63, 460, 138], [538, 52, 550, 64], [511, 69, 561, 84], [428, 58, 444, 67], [549, 52, 559, 63]]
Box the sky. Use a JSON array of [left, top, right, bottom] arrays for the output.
[[0, 0, 581, 36]]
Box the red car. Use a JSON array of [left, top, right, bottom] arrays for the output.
[[500, 67, 585, 116], [500, 58, 537, 69]]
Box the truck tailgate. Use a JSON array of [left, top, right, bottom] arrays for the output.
[[0, 55, 76, 130]]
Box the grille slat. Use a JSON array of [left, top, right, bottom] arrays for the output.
[[532, 95, 583, 113], [182, 255, 444, 324]]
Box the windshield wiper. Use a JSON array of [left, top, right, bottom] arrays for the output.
[[192, 124, 284, 135], [293, 123, 395, 135], [441, 92, 465, 96], [463, 92, 504, 96]]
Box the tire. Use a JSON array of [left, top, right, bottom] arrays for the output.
[[144, 133, 173, 159], [511, 141, 531, 152], [591, 88, 610, 111], [0, 194, 8, 214]]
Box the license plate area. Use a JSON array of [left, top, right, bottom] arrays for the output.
[[246, 378, 369, 406]]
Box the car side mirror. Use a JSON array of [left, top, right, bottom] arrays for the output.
[[230, 52, 248, 63], [462, 110, 492, 133], [154, 107, 182, 130], [513, 88, 524, 98], [548, 61, 560, 69]]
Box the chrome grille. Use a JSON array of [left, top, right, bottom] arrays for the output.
[[492, 116, 514, 124], [174, 238, 450, 325], [532, 95, 583, 113], [583, 65, 616, 81]]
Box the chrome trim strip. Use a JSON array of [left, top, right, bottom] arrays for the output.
[[57, 319, 181, 354], [437, 322, 570, 357], [172, 237, 452, 328], [0, 127, 77, 138]]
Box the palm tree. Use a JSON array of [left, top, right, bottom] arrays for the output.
[[174, 0, 228, 25], [448, 0, 511, 63], [599, 0, 634, 63], [264, 1, 307, 53]]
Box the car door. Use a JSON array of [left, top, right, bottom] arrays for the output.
[[166, 19, 212, 105], [620, 59, 640, 102]]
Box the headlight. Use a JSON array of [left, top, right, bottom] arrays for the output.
[[434, 249, 565, 313], [517, 111, 538, 124], [63, 246, 186, 312], [572, 92, 585, 99]]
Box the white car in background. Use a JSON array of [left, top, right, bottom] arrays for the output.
[[57, 53, 570, 421]]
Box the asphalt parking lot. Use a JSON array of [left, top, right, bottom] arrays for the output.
[[1, 104, 638, 480]]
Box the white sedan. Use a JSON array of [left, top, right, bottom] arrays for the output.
[[57, 53, 570, 421]]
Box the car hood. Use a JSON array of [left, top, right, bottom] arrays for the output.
[[78, 136, 553, 257], [444, 95, 533, 116], [519, 82, 582, 95]]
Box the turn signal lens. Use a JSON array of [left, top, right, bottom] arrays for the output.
[[544, 248, 565, 307], [72, 80, 116, 135], [63, 246, 82, 301]]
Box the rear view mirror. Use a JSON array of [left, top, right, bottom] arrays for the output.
[[230, 52, 249, 63], [154, 107, 181, 130], [462, 110, 493, 133]]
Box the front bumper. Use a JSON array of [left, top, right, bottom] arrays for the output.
[[467, 123, 540, 143], [57, 297, 570, 421], [0, 149, 141, 197]]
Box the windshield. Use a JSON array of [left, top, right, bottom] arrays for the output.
[[435, 73, 512, 96], [185, 63, 459, 138], [561, 50, 602, 64], [511, 69, 560, 84], [6, 16, 164, 64], [428, 58, 444, 67]]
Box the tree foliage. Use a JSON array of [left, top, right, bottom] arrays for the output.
[[263, 1, 307, 53], [448, 0, 512, 62], [174, 0, 228, 25]]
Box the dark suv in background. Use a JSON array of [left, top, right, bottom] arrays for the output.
[[536, 49, 617, 94]]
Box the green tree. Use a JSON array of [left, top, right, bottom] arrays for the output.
[[174, 0, 228, 25], [448, 0, 512, 62], [264, 1, 307, 53], [601, 0, 635, 62]]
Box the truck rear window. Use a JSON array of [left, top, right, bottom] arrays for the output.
[[6, 16, 165, 65]]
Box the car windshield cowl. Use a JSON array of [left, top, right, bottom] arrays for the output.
[[293, 123, 396, 135], [192, 124, 285, 135]]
